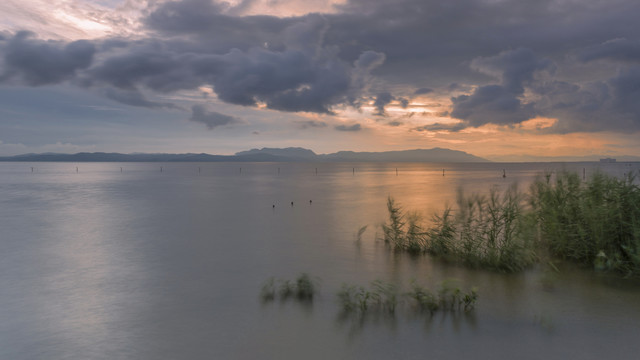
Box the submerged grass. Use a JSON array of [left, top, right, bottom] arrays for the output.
[[261, 273, 318, 303], [338, 280, 478, 316], [382, 170, 640, 276]]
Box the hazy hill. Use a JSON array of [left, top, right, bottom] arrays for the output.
[[235, 147, 317, 160], [0, 147, 489, 162], [320, 148, 488, 162]]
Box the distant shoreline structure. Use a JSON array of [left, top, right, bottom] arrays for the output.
[[600, 158, 617, 163]]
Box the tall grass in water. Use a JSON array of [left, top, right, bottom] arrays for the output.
[[381, 197, 426, 254], [530, 171, 640, 276], [382, 185, 536, 272], [447, 185, 536, 272], [382, 170, 640, 276]]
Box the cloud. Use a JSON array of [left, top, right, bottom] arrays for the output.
[[414, 87, 433, 95], [145, 0, 229, 33], [451, 85, 536, 126], [294, 120, 328, 129], [412, 122, 466, 132], [189, 105, 239, 129], [579, 38, 640, 63], [0, 31, 95, 86], [2, 0, 640, 136], [334, 123, 361, 131], [373, 92, 393, 115], [450, 48, 552, 128], [470, 48, 554, 94], [103, 88, 180, 109], [2, 13, 386, 114], [354, 50, 386, 69]]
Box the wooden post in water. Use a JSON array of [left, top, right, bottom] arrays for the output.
[[31, 167, 34, 173], [198, 167, 201, 174], [161, 166, 163, 172], [120, 167, 122, 172], [503, 169, 506, 178], [239, 167, 242, 174], [76, 167, 78, 173], [443, 169, 445, 176], [315, 167, 318, 175]]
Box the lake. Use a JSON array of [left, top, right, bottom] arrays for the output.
[[1, 161, 639, 359]]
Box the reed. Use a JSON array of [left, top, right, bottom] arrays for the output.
[[530, 171, 640, 276], [382, 185, 535, 272], [381, 170, 640, 276], [381, 196, 407, 250]]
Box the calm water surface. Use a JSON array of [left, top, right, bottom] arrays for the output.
[[1, 161, 640, 359]]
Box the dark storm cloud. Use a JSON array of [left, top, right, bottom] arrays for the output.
[[449, 48, 551, 127], [189, 105, 239, 129], [371, 91, 407, 116], [470, 48, 555, 94], [373, 92, 393, 116], [0, 31, 95, 86], [2, 0, 640, 133], [144, 0, 293, 53], [451, 85, 537, 126], [579, 38, 640, 63], [335, 123, 362, 131], [81, 14, 386, 113]]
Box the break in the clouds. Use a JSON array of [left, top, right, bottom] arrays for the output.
[[0, 0, 640, 157]]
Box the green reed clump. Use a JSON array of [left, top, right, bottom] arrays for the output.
[[382, 185, 536, 272], [379, 170, 639, 276], [381, 197, 427, 254], [261, 273, 318, 302], [444, 185, 537, 272], [530, 171, 640, 276]]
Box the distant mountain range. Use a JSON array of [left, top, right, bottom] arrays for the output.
[[0, 147, 489, 163]]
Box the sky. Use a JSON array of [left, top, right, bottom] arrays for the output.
[[0, 0, 639, 160]]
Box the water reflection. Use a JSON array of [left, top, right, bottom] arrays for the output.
[[1, 161, 640, 359]]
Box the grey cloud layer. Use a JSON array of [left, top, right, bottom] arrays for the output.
[[0, 9, 385, 118], [1, 0, 639, 133], [190, 105, 239, 129], [0, 31, 95, 85]]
